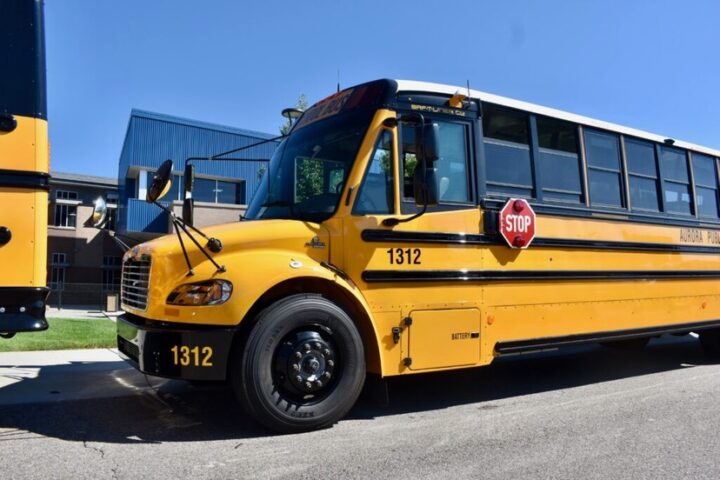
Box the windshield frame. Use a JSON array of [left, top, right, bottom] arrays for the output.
[[245, 108, 376, 223]]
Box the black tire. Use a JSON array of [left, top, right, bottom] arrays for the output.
[[699, 329, 720, 358], [600, 337, 650, 350], [232, 294, 365, 433]]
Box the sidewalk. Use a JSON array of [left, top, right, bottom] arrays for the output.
[[0, 348, 185, 406]]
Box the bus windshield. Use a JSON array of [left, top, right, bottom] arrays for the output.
[[245, 109, 374, 223]]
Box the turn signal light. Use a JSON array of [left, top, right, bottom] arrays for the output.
[[166, 280, 232, 306]]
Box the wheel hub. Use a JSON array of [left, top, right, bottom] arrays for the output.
[[276, 330, 336, 394]]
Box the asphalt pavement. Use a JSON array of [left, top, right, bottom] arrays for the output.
[[1, 336, 719, 479]]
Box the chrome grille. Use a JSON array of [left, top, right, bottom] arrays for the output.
[[121, 256, 151, 310]]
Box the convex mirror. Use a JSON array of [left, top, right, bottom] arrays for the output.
[[90, 196, 107, 228], [146, 159, 173, 203]]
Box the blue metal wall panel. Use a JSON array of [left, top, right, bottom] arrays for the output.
[[118, 109, 278, 233], [126, 199, 169, 233]]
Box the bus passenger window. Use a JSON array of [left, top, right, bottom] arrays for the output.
[[536, 117, 582, 203], [584, 130, 624, 208], [401, 120, 471, 204], [482, 105, 533, 198], [354, 130, 394, 214], [692, 153, 719, 218], [625, 138, 661, 211], [660, 146, 692, 215]]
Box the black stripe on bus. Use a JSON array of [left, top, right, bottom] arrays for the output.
[[494, 319, 720, 355], [361, 269, 720, 283], [0, 169, 50, 190], [361, 229, 720, 255]]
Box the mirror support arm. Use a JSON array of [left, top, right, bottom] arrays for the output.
[[183, 134, 285, 168], [153, 202, 225, 274], [171, 217, 194, 276]]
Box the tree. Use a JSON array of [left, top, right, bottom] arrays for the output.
[[280, 94, 309, 135]]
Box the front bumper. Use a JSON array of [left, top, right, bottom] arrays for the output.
[[0, 287, 49, 334], [117, 313, 236, 381]]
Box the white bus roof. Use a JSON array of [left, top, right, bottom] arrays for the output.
[[395, 80, 720, 158]]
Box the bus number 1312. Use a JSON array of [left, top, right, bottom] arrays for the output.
[[387, 248, 421, 265]]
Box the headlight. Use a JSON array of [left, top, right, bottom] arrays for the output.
[[166, 280, 232, 306]]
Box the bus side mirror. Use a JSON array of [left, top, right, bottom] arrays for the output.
[[413, 123, 440, 207], [182, 164, 195, 225], [147, 159, 173, 203], [182, 198, 194, 226], [90, 196, 108, 228], [416, 123, 439, 163], [413, 166, 439, 207]]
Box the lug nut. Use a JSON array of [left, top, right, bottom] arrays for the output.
[[316, 380, 323, 388], [323, 349, 331, 356], [305, 381, 312, 389], [294, 351, 302, 359], [314, 342, 321, 350], [292, 364, 300, 371], [323, 372, 331, 379], [295, 375, 303, 383], [327, 360, 334, 368], [303, 343, 311, 351]]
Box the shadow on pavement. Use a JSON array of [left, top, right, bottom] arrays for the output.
[[0, 335, 712, 443]]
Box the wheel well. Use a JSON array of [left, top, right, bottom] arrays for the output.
[[233, 277, 382, 374]]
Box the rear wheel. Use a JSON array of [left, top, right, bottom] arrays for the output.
[[699, 329, 720, 358], [232, 294, 365, 433]]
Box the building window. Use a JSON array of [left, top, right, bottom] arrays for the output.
[[482, 104, 533, 198], [104, 207, 117, 230], [55, 190, 78, 200], [536, 116, 582, 204], [50, 266, 65, 288], [692, 153, 719, 218], [660, 146, 692, 215], [584, 129, 624, 208], [51, 252, 67, 265], [194, 177, 246, 204], [102, 269, 121, 290], [102, 256, 122, 267], [53, 203, 77, 228], [625, 138, 661, 212]]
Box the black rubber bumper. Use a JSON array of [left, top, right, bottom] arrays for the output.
[[0, 287, 49, 333], [116, 313, 236, 381]]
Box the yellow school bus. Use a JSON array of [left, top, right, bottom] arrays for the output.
[[0, 0, 50, 337], [116, 79, 720, 433]]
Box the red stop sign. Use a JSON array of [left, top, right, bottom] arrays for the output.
[[499, 198, 536, 249]]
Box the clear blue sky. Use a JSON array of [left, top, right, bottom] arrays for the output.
[[46, 0, 720, 178]]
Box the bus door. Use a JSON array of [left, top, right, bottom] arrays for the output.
[[343, 114, 483, 371], [0, 0, 50, 335]]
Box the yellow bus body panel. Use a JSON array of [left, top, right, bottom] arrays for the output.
[[0, 116, 49, 287]]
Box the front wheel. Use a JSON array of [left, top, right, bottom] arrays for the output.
[[232, 294, 366, 433]]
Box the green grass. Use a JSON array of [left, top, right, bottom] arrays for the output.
[[0, 318, 116, 352]]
